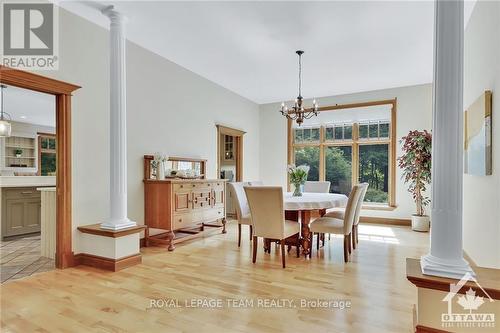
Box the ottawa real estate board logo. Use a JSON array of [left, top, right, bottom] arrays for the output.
[[441, 272, 495, 330], [1, 1, 59, 70]]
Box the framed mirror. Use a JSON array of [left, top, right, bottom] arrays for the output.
[[143, 155, 206, 180]]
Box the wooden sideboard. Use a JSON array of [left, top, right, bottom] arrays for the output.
[[143, 156, 227, 251]]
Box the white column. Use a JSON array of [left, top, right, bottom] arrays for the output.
[[101, 6, 136, 230], [420, 0, 474, 279]]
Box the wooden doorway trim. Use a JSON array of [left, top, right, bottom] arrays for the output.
[[0, 65, 81, 269], [216, 125, 245, 182]]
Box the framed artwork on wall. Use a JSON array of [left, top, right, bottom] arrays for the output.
[[464, 90, 492, 176]]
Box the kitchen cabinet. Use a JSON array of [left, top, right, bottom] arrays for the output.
[[2, 187, 41, 238]]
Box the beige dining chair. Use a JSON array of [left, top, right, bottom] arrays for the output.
[[244, 186, 300, 268], [304, 181, 331, 193], [227, 182, 252, 247], [324, 183, 369, 250], [228, 181, 264, 247], [309, 184, 362, 262]]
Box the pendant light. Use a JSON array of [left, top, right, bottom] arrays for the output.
[[0, 85, 12, 137]]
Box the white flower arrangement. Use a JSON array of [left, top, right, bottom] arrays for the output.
[[287, 164, 310, 185]]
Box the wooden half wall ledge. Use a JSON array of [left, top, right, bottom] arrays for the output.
[[76, 223, 145, 272], [406, 258, 500, 300], [77, 223, 145, 238]]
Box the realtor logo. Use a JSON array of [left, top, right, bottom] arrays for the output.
[[441, 272, 495, 330], [1, 2, 58, 70]]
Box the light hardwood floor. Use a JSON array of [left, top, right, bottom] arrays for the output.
[[0, 222, 429, 333]]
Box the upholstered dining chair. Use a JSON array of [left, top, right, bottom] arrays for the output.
[[244, 186, 300, 268], [324, 183, 369, 250], [309, 184, 362, 262], [303, 181, 331, 193], [227, 182, 252, 247]]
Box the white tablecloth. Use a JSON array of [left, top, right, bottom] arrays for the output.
[[284, 192, 348, 211]]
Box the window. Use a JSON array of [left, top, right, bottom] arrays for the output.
[[38, 134, 56, 176], [325, 146, 352, 195], [294, 126, 320, 144], [359, 144, 389, 203], [289, 100, 396, 206], [294, 146, 319, 181]]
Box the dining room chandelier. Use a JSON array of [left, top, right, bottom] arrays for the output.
[[279, 50, 319, 126]]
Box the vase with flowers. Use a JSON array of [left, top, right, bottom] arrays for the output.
[[153, 152, 168, 180], [288, 164, 310, 197]]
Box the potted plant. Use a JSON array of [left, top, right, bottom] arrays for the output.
[[14, 149, 22, 158], [153, 152, 168, 180], [398, 130, 432, 232], [288, 164, 310, 197]]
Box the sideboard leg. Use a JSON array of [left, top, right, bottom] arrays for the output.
[[167, 231, 175, 251], [221, 218, 227, 234]]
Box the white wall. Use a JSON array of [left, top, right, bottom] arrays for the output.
[[40, 8, 260, 253], [463, 0, 500, 269], [259, 84, 432, 219]]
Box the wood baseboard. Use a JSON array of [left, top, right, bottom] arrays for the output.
[[360, 216, 411, 226], [74, 253, 141, 272], [415, 325, 450, 333]]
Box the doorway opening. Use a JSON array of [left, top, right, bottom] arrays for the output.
[[0, 65, 80, 271], [216, 125, 245, 219]]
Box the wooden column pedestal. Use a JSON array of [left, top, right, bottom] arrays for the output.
[[76, 224, 145, 272]]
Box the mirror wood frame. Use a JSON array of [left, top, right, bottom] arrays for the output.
[[0, 65, 80, 269]]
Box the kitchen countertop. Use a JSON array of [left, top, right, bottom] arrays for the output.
[[37, 187, 56, 192], [0, 176, 56, 188]]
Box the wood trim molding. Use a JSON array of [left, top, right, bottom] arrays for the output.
[[78, 223, 146, 238], [0, 65, 80, 95], [415, 325, 450, 333], [216, 124, 246, 137], [1, 66, 80, 269], [360, 216, 410, 226], [406, 258, 500, 300], [216, 124, 244, 181], [287, 98, 397, 205], [74, 253, 142, 272]]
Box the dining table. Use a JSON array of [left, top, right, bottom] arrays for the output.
[[283, 192, 348, 257]]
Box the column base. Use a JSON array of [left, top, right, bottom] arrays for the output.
[[101, 218, 136, 230], [421, 253, 475, 279]]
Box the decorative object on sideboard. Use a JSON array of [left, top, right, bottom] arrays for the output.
[[279, 50, 319, 126], [14, 148, 22, 158], [0, 84, 12, 137], [398, 130, 432, 232], [464, 90, 492, 176], [288, 164, 310, 197], [153, 152, 167, 180]]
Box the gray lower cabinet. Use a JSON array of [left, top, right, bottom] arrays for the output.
[[2, 187, 41, 238]]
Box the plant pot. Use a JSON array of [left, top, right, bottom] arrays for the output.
[[412, 215, 430, 232]]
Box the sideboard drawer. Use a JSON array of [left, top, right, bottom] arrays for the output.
[[204, 208, 224, 222], [173, 213, 192, 229]]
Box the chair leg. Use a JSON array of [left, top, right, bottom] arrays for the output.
[[252, 236, 257, 263], [352, 226, 356, 250], [348, 233, 352, 254], [343, 235, 349, 262], [249, 225, 253, 240], [322, 233, 325, 247], [296, 243, 300, 258], [329, 233, 331, 240], [280, 240, 286, 268], [238, 224, 242, 247], [316, 232, 320, 251], [356, 224, 359, 244]]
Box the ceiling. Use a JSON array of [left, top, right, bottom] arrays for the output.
[[2, 85, 55, 127], [58, 1, 477, 104]]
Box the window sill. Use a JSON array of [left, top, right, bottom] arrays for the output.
[[362, 204, 397, 211]]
